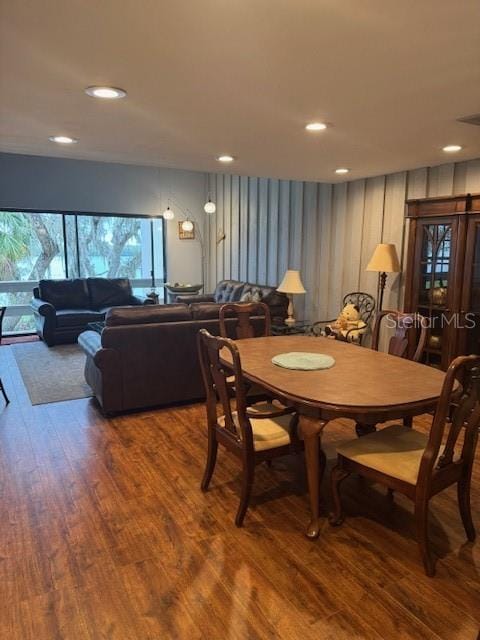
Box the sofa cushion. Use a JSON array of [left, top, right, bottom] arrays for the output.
[[244, 282, 289, 315], [39, 279, 90, 310], [56, 309, 105, 328], [241, 283, 274, 301], [240, 289, 262, 303], [213, 280, 245, 303], [105, 304, 192, 327], [88, 278, 133, 310]]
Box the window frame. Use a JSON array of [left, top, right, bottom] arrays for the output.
[[0, 207, 167, 335]]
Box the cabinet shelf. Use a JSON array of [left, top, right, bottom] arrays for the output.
[[417, 304, 449, 312]]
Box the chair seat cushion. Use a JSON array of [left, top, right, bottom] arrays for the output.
[[218, 402, 295, 452], [55, 309, 105, 328], [337, 424, 429, 484]]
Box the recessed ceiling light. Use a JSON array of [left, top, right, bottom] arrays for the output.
[[442, 144, 462, 153], [305, 122, 327, 131], [217, 155, 234, 163], [335, 168, 350, 174], [85, 86, 127, 99], [49, 135, 78, 144]]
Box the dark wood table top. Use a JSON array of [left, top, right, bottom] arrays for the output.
[[223, 335, 447, 417]]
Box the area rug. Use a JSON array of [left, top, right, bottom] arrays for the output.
[[11, 342, 92, 405]]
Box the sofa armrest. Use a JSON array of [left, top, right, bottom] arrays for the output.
[[30, 297, 55, 318], [175, 294, 215, 304], [78, 330, 102, 359]]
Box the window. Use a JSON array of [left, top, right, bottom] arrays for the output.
[[0, 210, 165, 335]]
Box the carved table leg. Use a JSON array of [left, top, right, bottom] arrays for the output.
[[299, 415, 327, 539], [355, 422, 377, 437]]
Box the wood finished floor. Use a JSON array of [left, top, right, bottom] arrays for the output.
[[1, 344, 480, 640]]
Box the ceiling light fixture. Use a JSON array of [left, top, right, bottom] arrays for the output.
[[85, 86, 127, 99], [305, 122, 327, 131], [335, 168, 350, 174], [162, 206, 174, 220], [442, 144, 462, 153], [217, 155, 234, 163], [204, 199, 216, 214], [49, 135, 78, 144]]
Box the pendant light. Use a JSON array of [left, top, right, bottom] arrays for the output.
[[204, 174, 216, 214], [204, 199, 216, 214], [163, 206, 174, 220]]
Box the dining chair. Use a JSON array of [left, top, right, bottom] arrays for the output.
[[219, 302, 272, 403], [219, 301, 271, 339], [372, 310, 428, 362], [197, 328, 302, 527], [0, 307, 10, 404], [329, 354, 480, 576]]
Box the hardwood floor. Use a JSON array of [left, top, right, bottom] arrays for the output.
[[1, 343, 479, 640]]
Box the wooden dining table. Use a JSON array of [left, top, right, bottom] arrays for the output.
[[222, 334, 448, 538]]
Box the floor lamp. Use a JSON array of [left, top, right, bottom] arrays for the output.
[[366, 243, 401, 311]]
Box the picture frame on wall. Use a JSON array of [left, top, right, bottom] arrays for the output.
[[178, 221, 195, 240]]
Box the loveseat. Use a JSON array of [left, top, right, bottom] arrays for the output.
[[175, 279, 288, 323], [78, 302, 268, 415], [31, 277, 149, 346]]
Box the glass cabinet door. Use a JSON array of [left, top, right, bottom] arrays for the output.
[[415, 219, 456, 368]]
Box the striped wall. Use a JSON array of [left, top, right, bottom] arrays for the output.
[[206, 158, 480, 324]]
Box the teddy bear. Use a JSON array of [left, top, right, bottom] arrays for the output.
[[324, 303, 367, 342]]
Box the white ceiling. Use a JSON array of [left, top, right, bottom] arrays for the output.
[[1, 0, 480, 182]]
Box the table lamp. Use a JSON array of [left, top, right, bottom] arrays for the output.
[[366, 243, 401, 310], [277, 270, 306, 326]]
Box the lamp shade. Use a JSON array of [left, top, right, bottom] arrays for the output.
[[277, 270, 306, 294], [366, 243, 401, 273]]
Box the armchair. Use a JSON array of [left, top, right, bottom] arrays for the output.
[[310, 291, 376, 344]]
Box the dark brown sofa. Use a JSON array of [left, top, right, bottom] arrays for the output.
[[31, 277, 150, 346], [175, 279, 288, 323], [78, 302, 268, 415]]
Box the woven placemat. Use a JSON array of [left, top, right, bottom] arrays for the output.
[[271, 352, 335, 371]]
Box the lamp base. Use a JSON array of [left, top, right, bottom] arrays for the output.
[[284, 297, 295, 326], [378, 271, 387, 311]]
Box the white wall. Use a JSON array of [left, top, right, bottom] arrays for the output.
[[207, 159, 480, 322], [0, 152, 207, 285]]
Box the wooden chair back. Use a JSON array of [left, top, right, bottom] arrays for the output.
[[420, 354, 480, 483], [343, 292, 376, 326], [197, 329, 254, 451], [219, 302, 271, 339], [372, 310, 427, 362]]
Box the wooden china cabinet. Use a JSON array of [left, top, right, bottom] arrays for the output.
[[404, 192, 480, 370]]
